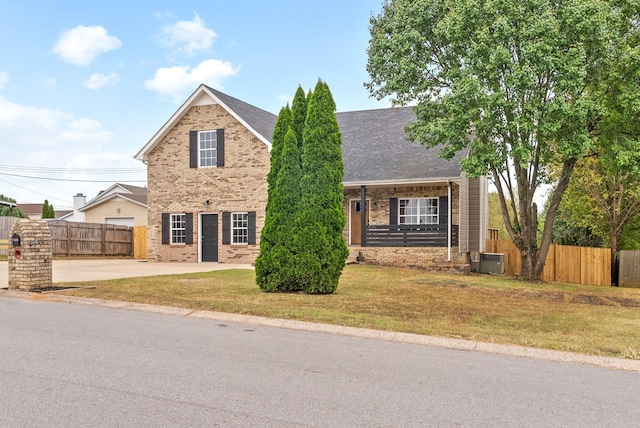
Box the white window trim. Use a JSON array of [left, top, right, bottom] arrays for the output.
[[231, 212, 249, 245], [399, 197, 439, 225], [198, 130, 218, 168], [171, 213, 186, 244]]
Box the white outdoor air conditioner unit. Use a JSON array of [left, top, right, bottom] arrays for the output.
[[479, 252, 505, 274]]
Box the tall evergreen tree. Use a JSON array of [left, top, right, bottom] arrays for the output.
[[296, 80, 348, 294], [41, 200, 53, 219], [291, 85, 308, 148], [255, 127, 303, 291], [266, 105, 293, 192], [256, 104, 298, 292]]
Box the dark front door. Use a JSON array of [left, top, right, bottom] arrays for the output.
[[201, 214, 218, 262]]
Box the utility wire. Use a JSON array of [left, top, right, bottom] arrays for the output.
[[0, 176, 71, 205], [0, 164, 145, 174], [0, 172, 146, 183]]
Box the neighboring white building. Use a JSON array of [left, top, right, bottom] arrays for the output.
[[59, 184, 148, 227]]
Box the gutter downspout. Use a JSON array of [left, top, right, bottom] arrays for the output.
[[360, 185, 367, 247], [448, 181, 452, 262]]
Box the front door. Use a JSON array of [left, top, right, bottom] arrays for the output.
[[350, 200, 369, 245], [201, 214, 218, 262]]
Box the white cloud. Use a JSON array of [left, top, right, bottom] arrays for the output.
[[145, 58, 238, 101], [0, 96, 145, 206], [162, 13, 216, 56], [0, 96, 112, 148], [84, 72, 120, 89], [0, 71, 8, 90], [52, 25, 121, 66]]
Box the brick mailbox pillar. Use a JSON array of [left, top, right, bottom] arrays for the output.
[[8, 219, 53, 291]]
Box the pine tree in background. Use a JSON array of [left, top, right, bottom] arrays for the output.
[[255, 127, 303, 291], [41, 200, 54, 219], [48, 203, 55, 219], [296, 80, 348, 294]]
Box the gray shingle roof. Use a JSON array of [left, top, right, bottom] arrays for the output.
[[205, 89, 466, 185], [337, 107, 467, 184], [207, 86, 278, 146]]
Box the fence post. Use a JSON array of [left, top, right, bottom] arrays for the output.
[[67, 222, 71, 256], [101, 224, 106, 256]]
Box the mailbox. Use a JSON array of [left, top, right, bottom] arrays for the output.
[[7, 219, 52, 291]]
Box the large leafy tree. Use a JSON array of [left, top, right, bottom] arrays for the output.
[[366, 0, 639, 279], [553, 5, 640, 277]]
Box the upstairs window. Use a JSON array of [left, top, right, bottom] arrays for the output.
[[199, 131, 217, 167], [190, 129, 225, 168], [399, 198, 438, 225]]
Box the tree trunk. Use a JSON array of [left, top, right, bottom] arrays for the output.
[[531, 158, 577, 279]]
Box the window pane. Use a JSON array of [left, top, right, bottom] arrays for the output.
[[171, 213, 186, 244], [199, 131, 217, 167], [232, 212, 248, 244], [399, 198, 438, 225]]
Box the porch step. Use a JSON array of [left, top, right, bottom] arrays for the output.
[[346, 249, 360, 264]]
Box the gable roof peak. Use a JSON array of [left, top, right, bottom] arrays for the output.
[[135, 84, 277, 162]]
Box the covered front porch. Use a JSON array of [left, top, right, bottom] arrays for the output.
[[342, 181, 470, 273]]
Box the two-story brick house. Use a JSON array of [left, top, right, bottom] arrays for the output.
[[135, 84, 487, 272]]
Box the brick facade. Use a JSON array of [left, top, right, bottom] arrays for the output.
[[8, 219, 53, 290], [342, 184, 460, 244], [141, 88, 475, 272], [343, 184, 470, 273], [354, 246, 470, 274], [147, 103, 269, 263]]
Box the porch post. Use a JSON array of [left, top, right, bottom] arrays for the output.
[[447, 181, 452, 261], [360, 185, 367, 247]]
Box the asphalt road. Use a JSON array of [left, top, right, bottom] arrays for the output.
[[1, 297, 639, 427]]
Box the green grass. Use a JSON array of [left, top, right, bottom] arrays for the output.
[[57, 264, 640, 359]]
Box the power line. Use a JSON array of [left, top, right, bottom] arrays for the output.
[[0, 176, 71, 205], [0, 164, 145, 174], [0, 172, 146, 183]]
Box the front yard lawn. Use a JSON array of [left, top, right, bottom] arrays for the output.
[[58, 264, 640, 359]]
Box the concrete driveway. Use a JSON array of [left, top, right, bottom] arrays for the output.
[[0, 259, 253, 285]]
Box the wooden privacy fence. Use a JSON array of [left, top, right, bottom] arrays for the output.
[[619, 250, 640, 288], [485, 239, 611, 286], [2, 219, 147, 259], [48, 220, 133, 256], [133, 226, 148, 259]]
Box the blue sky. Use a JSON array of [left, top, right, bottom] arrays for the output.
[[0, 0, 386, 209]]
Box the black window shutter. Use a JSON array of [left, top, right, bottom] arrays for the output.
[[248, 211, 256, 245], [389, 198, 398, 225], [439, 196, 448, 225], [161, 213, 170, 244], [185, 213, 193, 245], [222, 211, 231, 244], [216, 129, 225, 167], [189, 131, 198, 168]]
